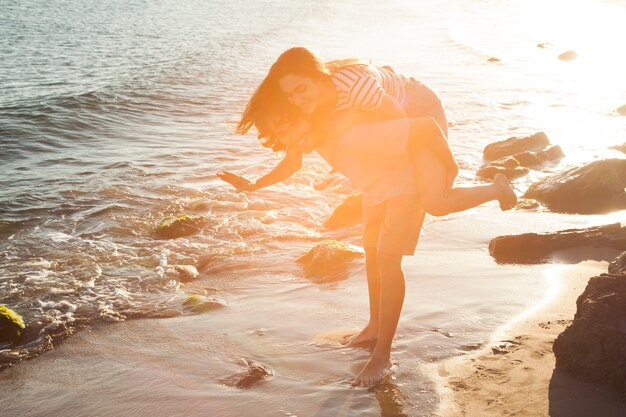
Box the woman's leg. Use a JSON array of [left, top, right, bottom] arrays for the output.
[[416, 149, 516, 216], [353, 194, 421, 387]]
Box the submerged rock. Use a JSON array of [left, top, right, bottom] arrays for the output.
[[182, 294, 224, 314], [489, 223, 626, 264], [558, 50, 578, 61], [609, 252, 626, 274], [0, 305, 25, 344], [515, 198, 540, 210], [487, 57, 501, 62], [297, 240, 364, 282], [523, 159, 626, 214], [155, 214, 208, 239], [168, 264, 199, 283], [554, 271, 626, 393], [617, 105, 626, 116], [483, 132, 550, 161], [219, 358, 273, 388], [323, 194, 363, 229]]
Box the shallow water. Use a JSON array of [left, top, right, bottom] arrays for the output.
[[1, 0, 625, 415]]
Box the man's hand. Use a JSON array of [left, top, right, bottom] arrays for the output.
[[216, 171, 255, 193]]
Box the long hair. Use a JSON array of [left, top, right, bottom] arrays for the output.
[[235, 47, 363, 151]]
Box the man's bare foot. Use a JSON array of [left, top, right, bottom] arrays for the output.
[[494, 173, 517, 210], [351, 355, 394, 387], [340, 323, 378, 347]]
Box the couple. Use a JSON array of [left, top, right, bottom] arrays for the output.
[[218, 47, 517, 388]]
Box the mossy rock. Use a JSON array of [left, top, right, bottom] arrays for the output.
[[297, 240, 364, 282], [0, 305, 25, 344], [183, 294, 225, 314], [155, 214, 208, 239]]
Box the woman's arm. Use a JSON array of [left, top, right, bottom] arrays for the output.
[[217, 146, 303, 192]]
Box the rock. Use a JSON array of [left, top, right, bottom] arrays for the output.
[[219, 358, 273, 388], [617, 105, 626, 116], [182, 294, 224, 313], [553, 271, 626, 393], [537, 43, 553, 49], [490, 156, 522, 169], [323, 194, 363, 229], [512, 145, 565, 167], [155, 214, 208, 239], [168, 265, 199, 283], [297, 240, 364, 282], [609, 142, 626, 154], [515, 198, 540, 210], [483, 132, 550, 161], [558, 50, 578, 61], [523, 159, 626, 214], [609, 252, 626, 274], [489, 223, 626, 264], [0, 305, 25, 344], [476, 165, 529, 181], [487, 57, 501, 62]]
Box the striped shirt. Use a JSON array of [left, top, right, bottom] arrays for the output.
[[331, 64, 408, 112]]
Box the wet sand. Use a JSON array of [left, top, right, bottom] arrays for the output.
[[432, 260, 626, 417]]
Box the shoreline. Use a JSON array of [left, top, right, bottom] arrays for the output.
[[430, 260, 626, 417]]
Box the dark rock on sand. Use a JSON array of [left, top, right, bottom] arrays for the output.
[[558, 50, 578, 61], [182, 294, 224, 313], [476, 165, 529, 181], [523, 159, 626, 214], [297, 240, 364, 282], [483, 132, 550, 161], [155, 214, 208, 239], [554, 271, 626, 393], [617, 105, 626, 116], [0, 305, 25, 344], [512, 145, 565, 167], [489, 223, 626, 264], [323, 194, 363, 229], [609, 252, 626, 274], [220, 358, 273, 388]]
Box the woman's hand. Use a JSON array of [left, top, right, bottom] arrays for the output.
[[216, 171, 255, 193]]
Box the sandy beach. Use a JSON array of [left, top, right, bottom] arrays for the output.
[[432, 260, 626, 417]]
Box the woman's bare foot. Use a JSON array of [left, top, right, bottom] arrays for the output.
[[351, 355, 394, 387], [493, 173, 517, 210], [340, 323, 378, 347]]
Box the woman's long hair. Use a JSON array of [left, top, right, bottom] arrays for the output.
[[235, 47, 364, 151]]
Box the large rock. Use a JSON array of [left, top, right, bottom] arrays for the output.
[[617, 105, 626, 116], [489, 223, 626, 264], [323, 194, 363, 229], [609, 252, 626, 274], [553, 272, 626, 393], [609, 142, 626, 154], [523, 159, 626, 214], [483, 132, 550, 161], [297, 240, 364, 282], [0, 305, 25, 344], [558, 50, 578, 61], [155, 214, 208, 239]]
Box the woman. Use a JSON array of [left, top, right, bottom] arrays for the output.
[[218, 49, 516, 387]]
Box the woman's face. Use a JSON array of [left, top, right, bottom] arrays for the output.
[[267, 115, 317, 153], [278, 74, 322, 115]]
